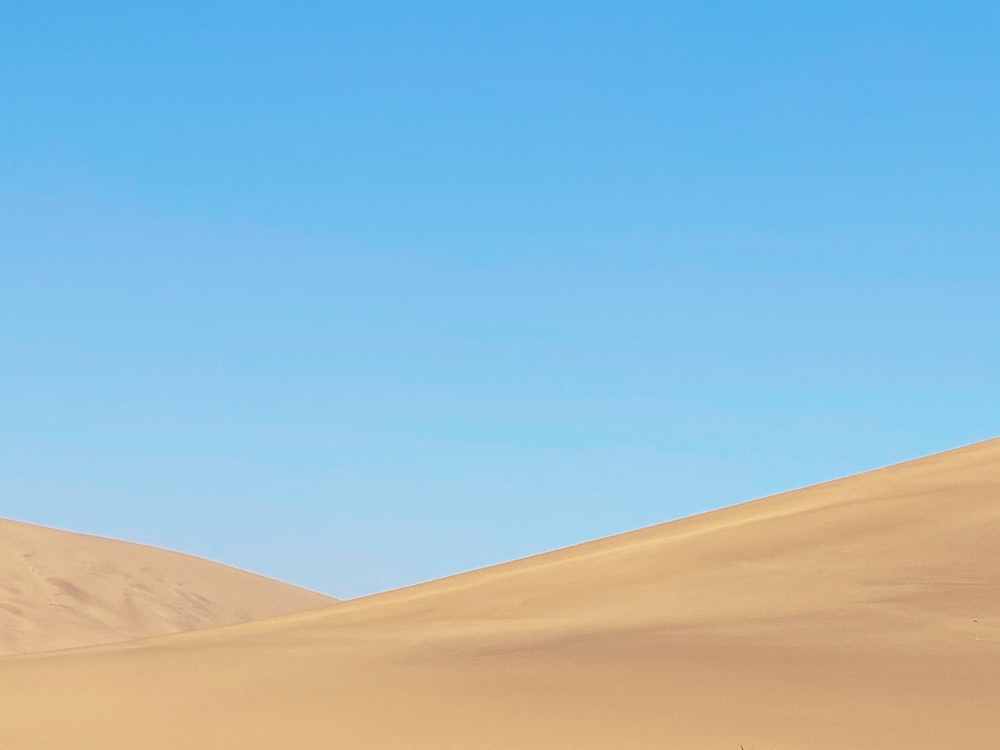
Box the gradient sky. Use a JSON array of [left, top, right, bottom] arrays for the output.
[[2, 2, 998, 597]]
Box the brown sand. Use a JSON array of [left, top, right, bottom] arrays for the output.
[[1, 438, 997, 749], [0, 517, 334, 656]]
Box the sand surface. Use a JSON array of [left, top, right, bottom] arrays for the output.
[[1, 438, 998, 749], [0, 518, 334, 656]]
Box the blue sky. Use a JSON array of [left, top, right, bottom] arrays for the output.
[[2, 2, 998, 597]]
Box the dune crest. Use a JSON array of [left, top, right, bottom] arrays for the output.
[[0, 518, 334, 656], [1, 438, 998, 749]]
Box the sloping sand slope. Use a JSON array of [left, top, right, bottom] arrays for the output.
[[0, 518, 334, 656], [2, 439, 998, 749]]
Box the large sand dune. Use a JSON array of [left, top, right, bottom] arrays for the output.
[[0, 518, 334, 656], [1, 438, 998, 749]]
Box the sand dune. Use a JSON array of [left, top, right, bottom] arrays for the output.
[[0, 518, 334, 656], [1, 438, 997, 749]]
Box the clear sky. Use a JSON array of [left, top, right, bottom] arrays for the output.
[[2, 2, 998, 597]]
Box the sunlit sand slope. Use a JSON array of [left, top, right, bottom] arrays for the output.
[[0, 518, 334, 655], [1, 438, 997, 749]]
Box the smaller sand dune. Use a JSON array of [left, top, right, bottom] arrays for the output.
[[0, 517, 335, 656]]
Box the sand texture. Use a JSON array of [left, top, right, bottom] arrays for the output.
[[1, 438, 997, 749], [0, 517, 334, 656]]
